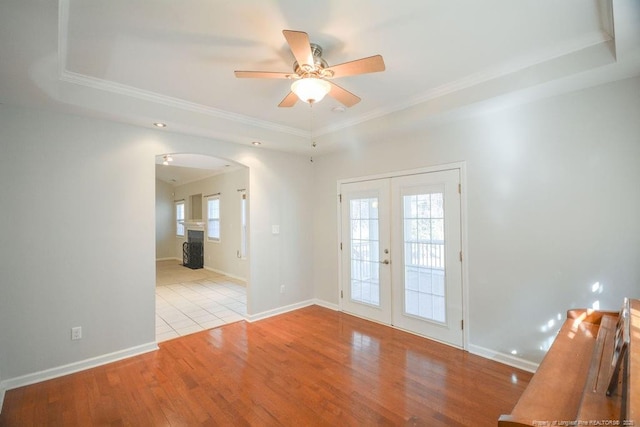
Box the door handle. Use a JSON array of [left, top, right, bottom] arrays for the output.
[[379, 259, 390, 265]]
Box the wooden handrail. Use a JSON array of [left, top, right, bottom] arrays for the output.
[[498, 298, 638, 426]]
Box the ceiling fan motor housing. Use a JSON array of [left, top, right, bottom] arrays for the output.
[[293, 43, 331, 77], [234, 30, 384, 107]]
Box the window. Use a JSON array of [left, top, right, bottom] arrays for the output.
[[402, 192, 445, 322], [176, 201, 185, 237], [239, 192, 247, 258], [207, 195, 220, 241]]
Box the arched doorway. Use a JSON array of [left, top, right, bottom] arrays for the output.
[[154, 153, 249, 342]]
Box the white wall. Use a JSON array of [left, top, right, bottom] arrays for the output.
[[1, 78, 636, 387], [155, 178, 175, 260], [172, 168, 249, 280], [0, 107, 157, 383], [0, 105, 314, 385], [312, 76, 640, 365], [247, 151, 316, 314]]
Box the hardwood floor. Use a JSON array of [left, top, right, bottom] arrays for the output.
[[0, 306, 531, 426]]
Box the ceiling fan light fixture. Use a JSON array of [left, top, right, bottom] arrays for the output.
[[291, 77, 330, 104]]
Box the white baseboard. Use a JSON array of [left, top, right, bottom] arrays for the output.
[[467, 344, 539, 373], [246, 300, 337, 322], [203, 266, 246, 283], [247, 299, 316, 322], [312, 299, 340, 311], [0, 309, 538, 415], [155, 259, 247, 283], [0, 342, 158, 392]]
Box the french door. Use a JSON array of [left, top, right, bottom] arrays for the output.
[[340, 179, 392, 324], [340, 169, 463, 348]]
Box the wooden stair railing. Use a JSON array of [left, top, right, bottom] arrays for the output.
[[498, 298, 638, 427]]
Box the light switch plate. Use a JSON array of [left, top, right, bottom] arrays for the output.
[[71, 326, 82, 340]]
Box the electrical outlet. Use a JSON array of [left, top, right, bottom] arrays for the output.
[[71, 326, 82, 340], [280, 285, 285, 294]]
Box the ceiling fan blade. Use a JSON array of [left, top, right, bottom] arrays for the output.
[[234, 71, 293, 79], [328, 81, 361, 107], [278, 92, 298, 108], [326, 55, 386, 78], [283, 30, 314, 68]]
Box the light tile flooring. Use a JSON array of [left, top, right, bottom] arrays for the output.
[[156, 260, 247, 342]]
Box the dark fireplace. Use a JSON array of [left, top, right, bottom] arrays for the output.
[[183, 230, 204, 269]]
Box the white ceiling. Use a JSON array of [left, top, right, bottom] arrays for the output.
[[155, 153, 243, 186], [1, 0, 639, 157]]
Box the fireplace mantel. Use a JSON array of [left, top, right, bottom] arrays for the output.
[[180, 220, 205, 228]]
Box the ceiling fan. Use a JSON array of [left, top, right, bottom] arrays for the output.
[[234, 30, 385, 108]]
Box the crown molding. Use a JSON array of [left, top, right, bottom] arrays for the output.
[[58, 70, 309, 138], [316, 30, 613, 137], [57, 0, 307, 138], [58, 0, 612, 141]]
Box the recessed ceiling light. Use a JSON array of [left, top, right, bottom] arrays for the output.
[[252, 141, 262, 146], [153, 122, 167, 128]]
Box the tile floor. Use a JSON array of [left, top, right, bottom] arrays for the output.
[[156, 261, 247, 342]]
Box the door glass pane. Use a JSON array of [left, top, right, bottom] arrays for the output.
[[403, 192, 445, 323], [350, 197, 380, 306]]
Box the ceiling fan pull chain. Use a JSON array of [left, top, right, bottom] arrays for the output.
[[310, 103, 316, 163]]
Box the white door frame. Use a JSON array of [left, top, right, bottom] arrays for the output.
[[337, 162, 469, 350]]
